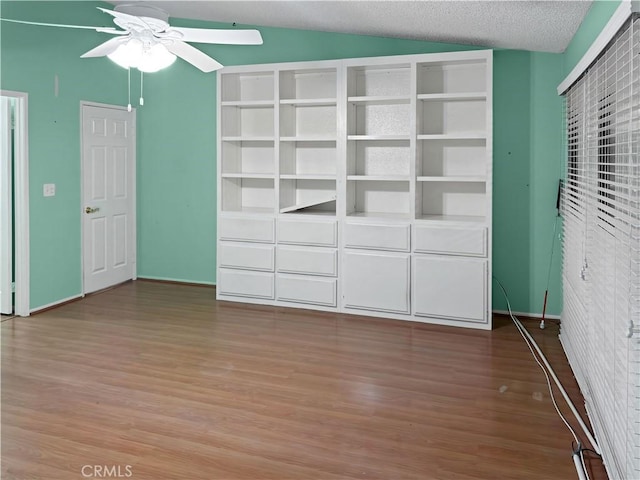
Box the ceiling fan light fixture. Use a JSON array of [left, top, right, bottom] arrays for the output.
[[138, 43, 176, 73], [107, 38, 176, 72], [107, 39, 142, 69]]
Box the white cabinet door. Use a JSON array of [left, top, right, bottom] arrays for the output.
[[343, 251, 410, 314], [413, 255, 487, 323]]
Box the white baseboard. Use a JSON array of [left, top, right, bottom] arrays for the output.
[[493, 309, 561, 321], [137, 275, 215, 286], [30, 293, 83, 314]]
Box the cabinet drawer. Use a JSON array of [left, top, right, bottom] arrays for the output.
[[219, 243, 274, 272], [276, 274, 337, 307], [277, 246, 337, 276], [412, 255, 487, 323], [218, 269, 274, 299], [414, 225, 486, 257], [219, 217, 274, 243], [278, 219, 337, 247], [344, 223, 410, 252]]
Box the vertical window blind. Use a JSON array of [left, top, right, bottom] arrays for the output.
[[561, 15, 640, 480]]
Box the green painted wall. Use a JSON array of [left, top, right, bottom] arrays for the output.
[[563, 0, 621, 76], [0, 1, 124, 308], [2, 1, 574, 316], [529, 52, 564, 316], [491, 51, 532, 312]]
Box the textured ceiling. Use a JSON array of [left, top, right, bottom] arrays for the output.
[[107, 0, 593, 53]]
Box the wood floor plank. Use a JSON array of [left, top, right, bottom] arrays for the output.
[[1, 280, 608, 479]]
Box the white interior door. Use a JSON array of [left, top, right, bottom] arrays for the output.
[[0, 97, 12, 314], [82, 103, 136, 294]]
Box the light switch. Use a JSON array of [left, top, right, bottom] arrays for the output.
[[43, 183, 56, 197]]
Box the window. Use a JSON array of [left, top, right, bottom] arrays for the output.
[[597, 92, 615, 227], [560, 16, 640, 480]]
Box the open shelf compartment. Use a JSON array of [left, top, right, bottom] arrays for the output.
[[347, 139, 410, 177], [280, 179, 337, 214], [221, 104, 274, 138], [221, 71, 275, 102], [347, 63, 411, 97], [346, 179, 411, 218], [280, 103, 337, 139], [222, 140, 274, 175], [280, 140, 337, 177], [416, 181, 487, 222], [418, 99, 486, 137], [280, 68, 337, 101], [348, 101, 410, 137], [418, 138, 486, 177], [222, 177, 275, 213], [417, 61, 487, 95]]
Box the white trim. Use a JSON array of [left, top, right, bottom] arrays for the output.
[[30, 293, 83, 314], [558, 0, 640, 95], [1, 90, 30, 317], [137, 275, 215, 286], [80, 100, 131, 111], [493, 309, 561, 321], [0, 97, 12, 314]]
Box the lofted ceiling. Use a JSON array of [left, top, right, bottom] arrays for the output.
[[107, 0, 593, 53]]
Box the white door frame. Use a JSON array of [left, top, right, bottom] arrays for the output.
[[1, 97, 12, 314], [80, 101, 136, 295], [1, 90, 29, 316]]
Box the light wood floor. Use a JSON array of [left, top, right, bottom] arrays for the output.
[[2, 280, 607, 480]]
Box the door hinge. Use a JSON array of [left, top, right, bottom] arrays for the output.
[[11, 282, 15, 292]]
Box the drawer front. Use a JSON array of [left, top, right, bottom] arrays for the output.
[[219, 217, 274, 243], [278, 219, 337, 247], [277, 246, 337, 276], [344, 223, 410, 252], [414, 225, 486, 256], [219, 243, 274, 272], [276, 275, 337, 307], [218, 268, 274, 299]]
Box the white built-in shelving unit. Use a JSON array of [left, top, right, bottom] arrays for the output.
[[279, 66, 338, 215], [217, 50, 493, 329]]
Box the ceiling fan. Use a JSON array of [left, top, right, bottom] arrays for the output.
[[1, 3, 263, 73]]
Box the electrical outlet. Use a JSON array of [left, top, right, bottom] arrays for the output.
[[43, 183, 56, 197]]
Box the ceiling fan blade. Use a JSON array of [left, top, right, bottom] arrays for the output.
[[81, 37, 127, 58], [165, 41, 223, 73], [0, 17, 123, 34], [163, 27, 263, 45]]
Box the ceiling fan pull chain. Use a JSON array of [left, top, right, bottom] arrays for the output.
[[140, 71, 144, 106], [127, 67, 132, 112]]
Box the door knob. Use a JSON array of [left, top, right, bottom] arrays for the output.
[[85, 206, 100, 214]]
